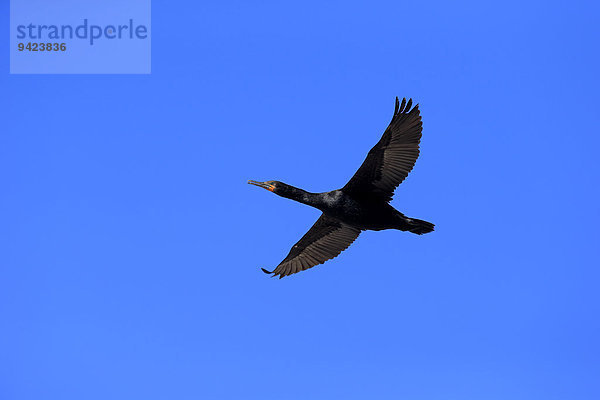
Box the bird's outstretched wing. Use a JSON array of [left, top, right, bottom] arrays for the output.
[[342, 97, 423, 202], [262, 214, 361, 279]]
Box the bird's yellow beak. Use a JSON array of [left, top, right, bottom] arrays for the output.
[[248, 180, 275, 192]]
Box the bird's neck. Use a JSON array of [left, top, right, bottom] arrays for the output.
[[281, 186, 342, 211], [281, 186, 322, 208]]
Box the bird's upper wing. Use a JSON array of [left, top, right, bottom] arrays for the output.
[[263, 214, 361, 279], [342, 97, 423, 202]]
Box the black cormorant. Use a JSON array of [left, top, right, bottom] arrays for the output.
[[249, 97, 434, 278]]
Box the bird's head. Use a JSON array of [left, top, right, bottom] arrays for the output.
[[248, 180, 296, 198]]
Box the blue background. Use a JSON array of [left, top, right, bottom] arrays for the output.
[[2, 1, 599, 399]]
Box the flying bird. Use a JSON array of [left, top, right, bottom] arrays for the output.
[[249, 97, 434, 278]]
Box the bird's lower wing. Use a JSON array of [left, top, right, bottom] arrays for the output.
[[262, 214, 361, 279]]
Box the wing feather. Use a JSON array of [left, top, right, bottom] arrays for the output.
[[263, 214, 361, 278], [342, 97, 423, 202]]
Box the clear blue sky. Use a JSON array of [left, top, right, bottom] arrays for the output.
[[2, 1, 599, 399]]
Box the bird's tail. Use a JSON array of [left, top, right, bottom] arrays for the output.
[[397, 216, 435, 235]]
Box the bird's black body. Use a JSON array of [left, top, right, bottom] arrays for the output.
[[249, 97, 434, 278], [273, 186, 431, 234]]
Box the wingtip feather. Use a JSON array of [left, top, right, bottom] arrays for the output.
[[399, 98, 407, 113]]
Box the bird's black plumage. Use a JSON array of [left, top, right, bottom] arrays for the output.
[[249, 97, 434, 278]]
